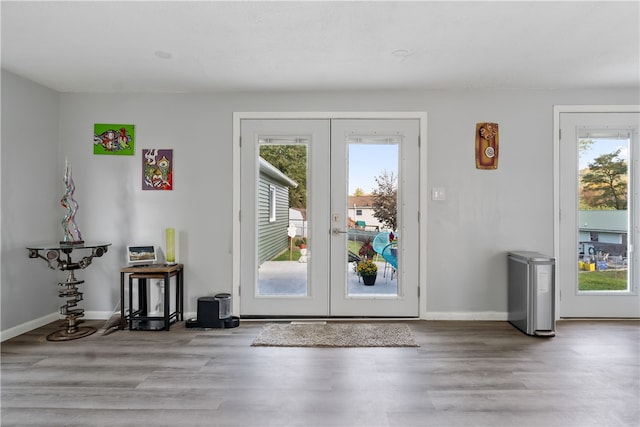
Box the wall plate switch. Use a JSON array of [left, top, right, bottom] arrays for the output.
[[432, 187, 446, 201]]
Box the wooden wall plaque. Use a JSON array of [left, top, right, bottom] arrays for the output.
[[476, 122, 499, 169]]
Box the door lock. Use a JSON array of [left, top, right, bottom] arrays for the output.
[[332, 228, 348, 235]]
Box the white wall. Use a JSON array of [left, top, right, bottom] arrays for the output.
[[1, 70, 61, 337], [2, 69, 638, 336]]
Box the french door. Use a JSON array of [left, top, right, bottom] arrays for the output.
[[239, 118, 420, 317], [557, 110, 640, 317]]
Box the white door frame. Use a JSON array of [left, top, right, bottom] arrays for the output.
[[553, 105, 640, 319], [232, 112, 428, 319]]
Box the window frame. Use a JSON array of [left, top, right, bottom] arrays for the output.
[[268, 184, 276, 222]]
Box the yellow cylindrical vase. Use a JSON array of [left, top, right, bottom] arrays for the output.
[[166, 228, 175, 264]]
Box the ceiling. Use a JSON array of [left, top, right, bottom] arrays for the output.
[[1, 1, 638, 93]]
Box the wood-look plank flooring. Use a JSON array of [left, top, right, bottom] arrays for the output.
[[1, 319, 638, 426]]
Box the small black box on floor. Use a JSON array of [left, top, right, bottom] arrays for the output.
[[192, 294, 239, 329], [197, 296, 225, 328]]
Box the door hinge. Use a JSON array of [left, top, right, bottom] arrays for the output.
[[238, 285, 241, 296], [418, 286, 420, 297], [558, 129, 561, 140], [239, 136, 242, 147]]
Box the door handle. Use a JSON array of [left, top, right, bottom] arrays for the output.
[[332, 228, 348, 235]]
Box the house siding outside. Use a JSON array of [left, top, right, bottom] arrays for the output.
[[257, 158, 298, 265], [579, 210, 628, 257], [258, 176, 290, 265]]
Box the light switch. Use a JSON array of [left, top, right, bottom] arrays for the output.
[[432, 187, 446, 201]]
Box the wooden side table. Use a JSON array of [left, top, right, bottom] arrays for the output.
[[120, 263, 184, 331]]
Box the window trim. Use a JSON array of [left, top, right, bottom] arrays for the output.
[[268, 184, 276, 222]]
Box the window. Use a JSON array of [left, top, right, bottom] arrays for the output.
[[356, 209, 362, 216], [269, 185, 276, 222], [590, 232, 599, 242]]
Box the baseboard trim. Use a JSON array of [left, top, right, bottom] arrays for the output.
[[2, 311, 510, 341], [425, 311, 508, 321], [1, 310, 119, 342], [0, 312, 59, 342], [84, 310, 116, 321]]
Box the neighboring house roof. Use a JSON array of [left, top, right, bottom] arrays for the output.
[[348, 195, 375, 207], [259, 157, 298, 187], [579, 210, 627, 233]]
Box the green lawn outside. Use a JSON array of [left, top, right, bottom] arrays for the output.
[[273, 247, 301, 261], [348, 240, 360, 255], [578, 270, 628, 291]]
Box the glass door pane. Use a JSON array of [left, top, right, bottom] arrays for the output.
[[577, 133, 630, 292], [257, 140, 309, 296], [347, 139, 400, 296]]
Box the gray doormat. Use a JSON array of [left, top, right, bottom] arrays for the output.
[[251, 322, 419, 347]]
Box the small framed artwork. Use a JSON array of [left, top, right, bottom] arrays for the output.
[[142, 149, 173, 190], [475, 122, 499, 169], [93, 124, 135, 155]]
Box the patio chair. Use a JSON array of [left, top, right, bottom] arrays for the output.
[[373, 231, 398, 280]]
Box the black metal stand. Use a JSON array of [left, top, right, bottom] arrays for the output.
[[27, 242, 111, 341]]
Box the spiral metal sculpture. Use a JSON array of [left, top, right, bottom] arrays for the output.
[[60, 161, 83, 244]]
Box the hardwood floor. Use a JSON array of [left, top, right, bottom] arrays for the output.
[[1, 319, 638, 426]]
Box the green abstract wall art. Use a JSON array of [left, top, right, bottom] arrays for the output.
[[93, 124, 135, 155]]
